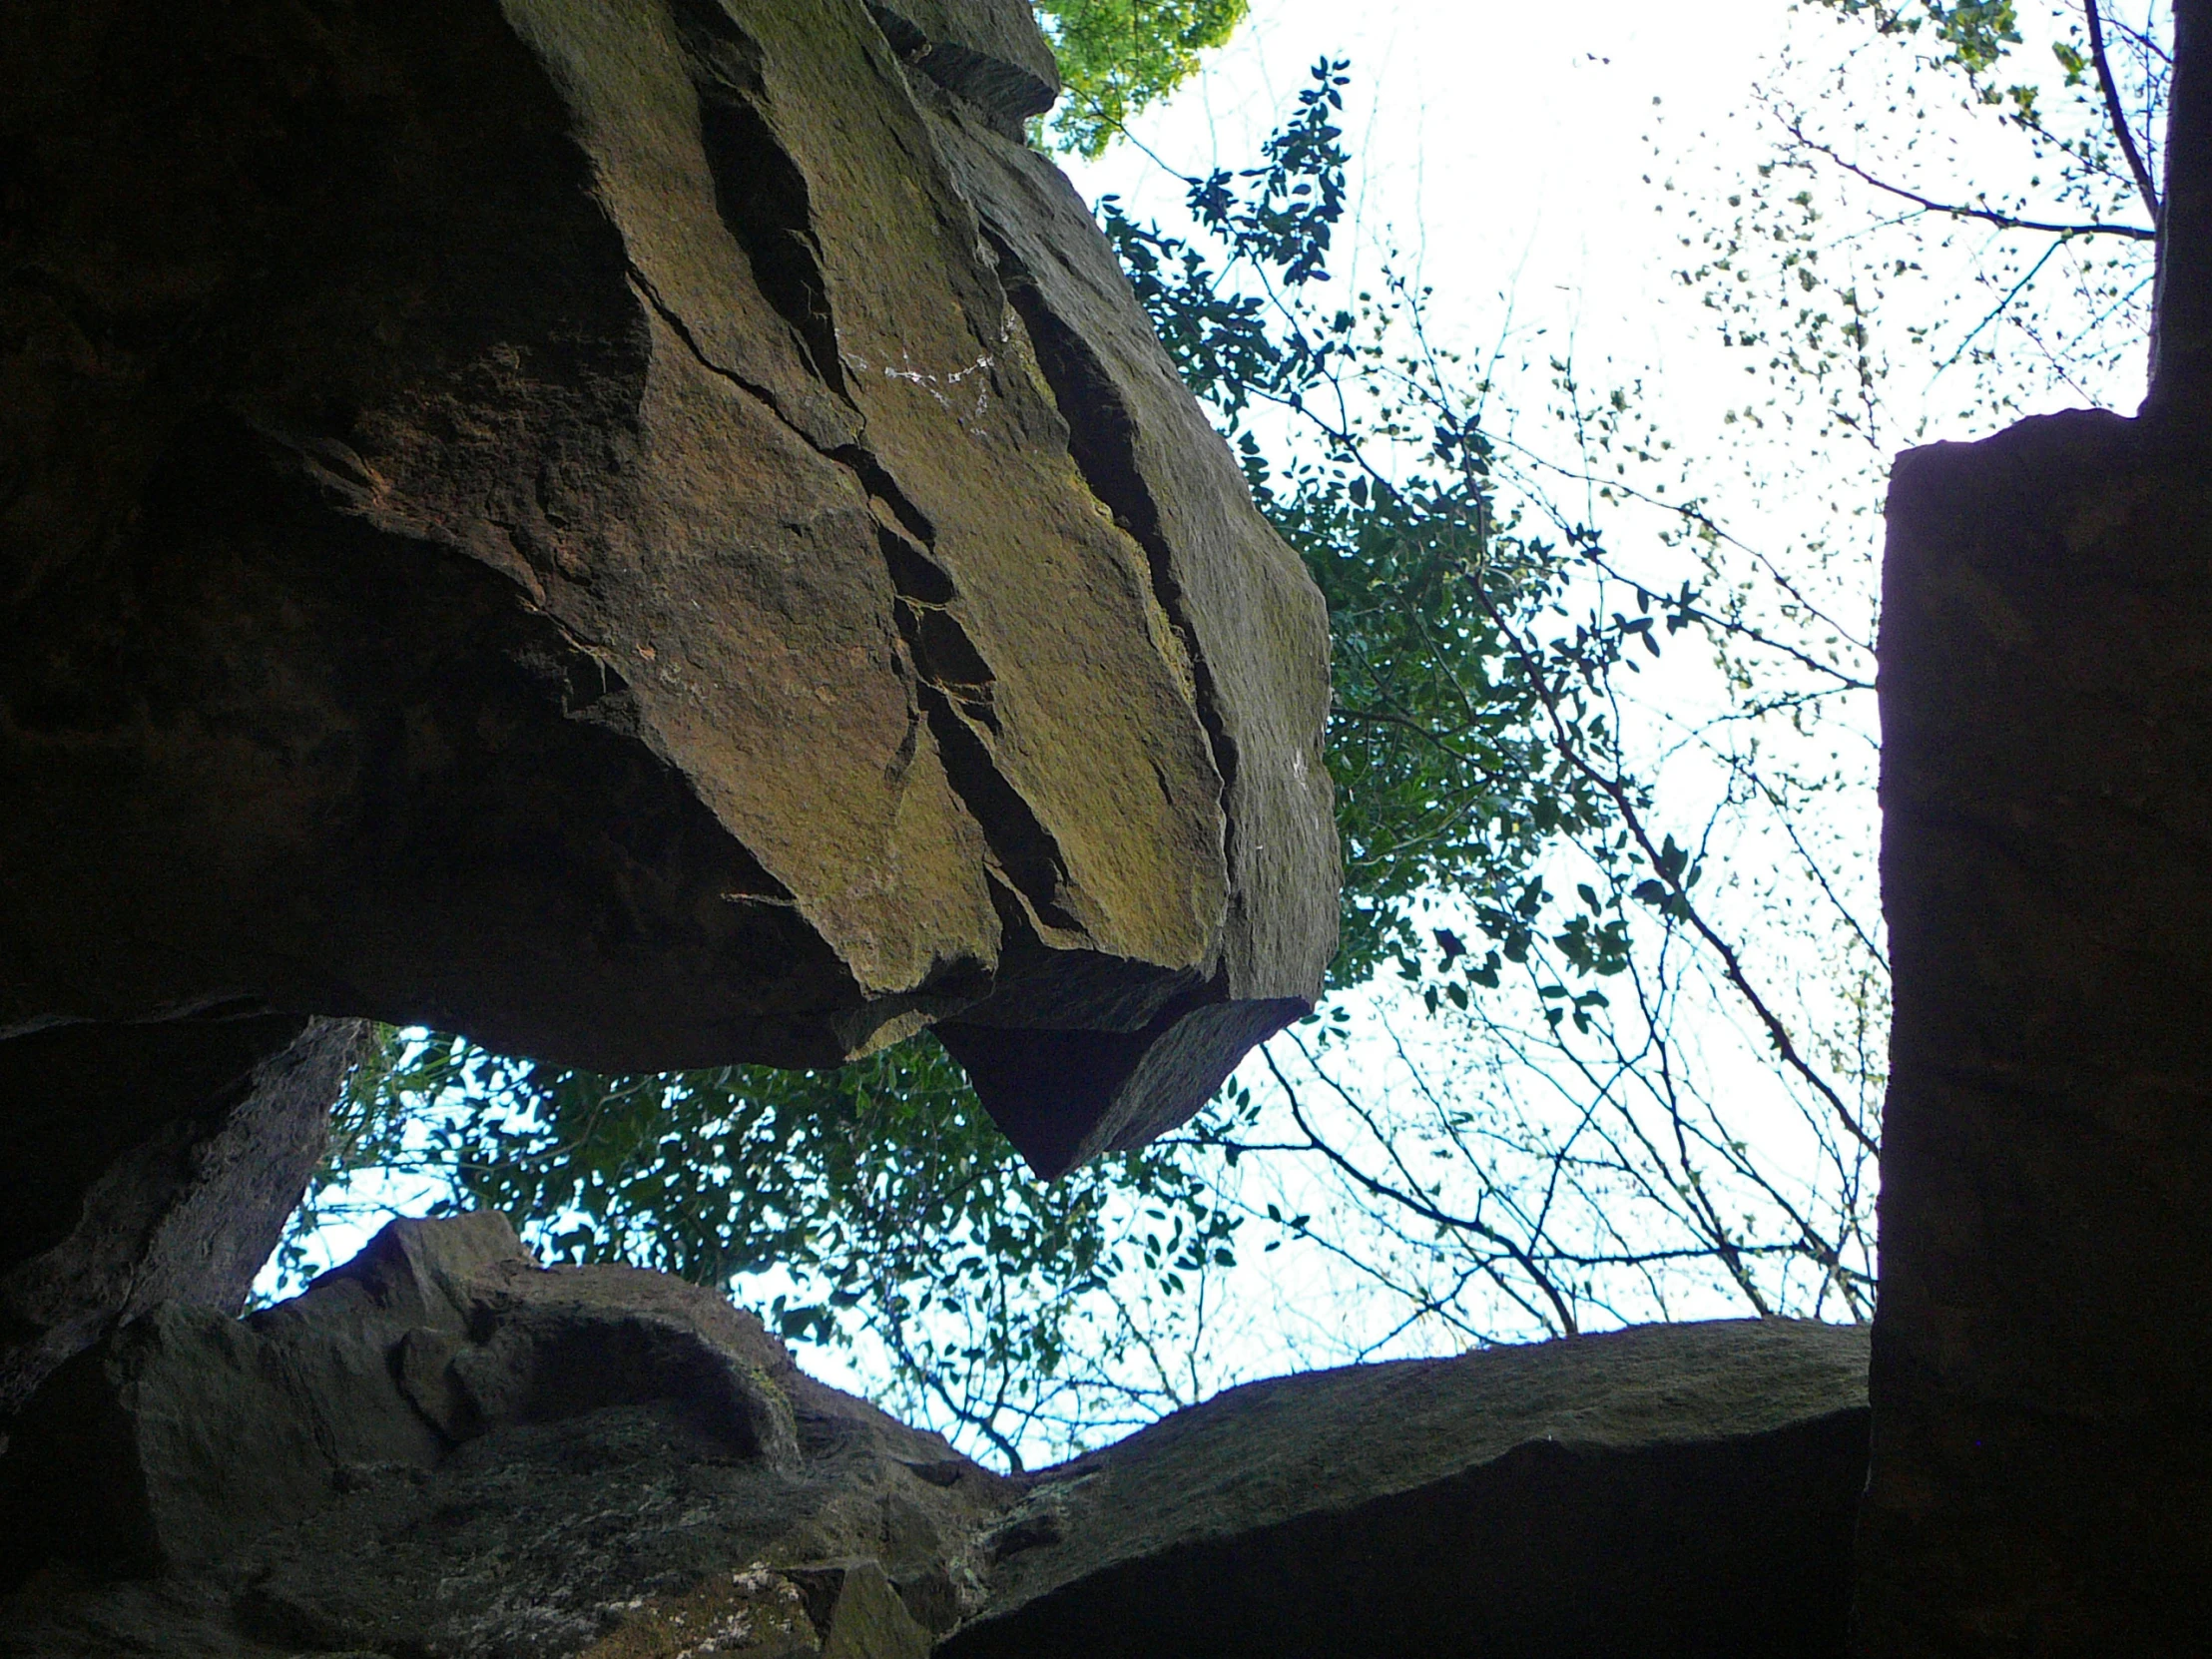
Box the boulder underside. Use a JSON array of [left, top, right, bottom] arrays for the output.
[[0, 1014, 368, 1417]]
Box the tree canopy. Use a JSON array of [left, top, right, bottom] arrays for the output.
[[1031, 0, 1250, 156]]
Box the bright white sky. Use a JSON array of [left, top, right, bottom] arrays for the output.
[[1067, 0, 1802, 449]]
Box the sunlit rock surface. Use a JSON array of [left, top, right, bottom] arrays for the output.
[[0, 0, 1337, 1409]]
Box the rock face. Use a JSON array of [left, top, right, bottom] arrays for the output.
[[0, 1214, 1018, 1656], [0, 0, 1336, 1181], [868, 0, 1060, 136], [1859, 409, 2212, 1653], [0, 1014, 367, 1416], [916, 85, 1340, 1170], [1, 1221, 1872, 1658], [945, 1320, 1872, 1659]]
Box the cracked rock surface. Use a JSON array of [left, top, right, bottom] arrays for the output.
[[0, 0, 1336, 1183]]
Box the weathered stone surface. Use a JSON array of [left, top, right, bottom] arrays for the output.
[[0, 1014, 366, 1416], [944, 1319, 1872, 1658], [918, 87, 1337, 1172], [1858, 409, 2212, 1654], [3, 1225, 1875, 1657], [868, 0, 1059, 136], [0, 1215, 1016, 1655], [0, 0, 1335, 1174]]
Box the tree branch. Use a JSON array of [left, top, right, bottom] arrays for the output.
[[2089, 0, 2162, 222], [1784, 117, 2155, 240], [2150, 0, 2212, 410]]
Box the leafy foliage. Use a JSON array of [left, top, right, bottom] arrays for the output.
[[1032, 0, 1249, 156], [1809, 2, 2024, 78], [1104, 62, 1637, 990], [1100, 63, 1884, 1334], [1761, 1, 2163, 417], [290, 50, 1915, 1460], [285, 65, 1650, 1458]]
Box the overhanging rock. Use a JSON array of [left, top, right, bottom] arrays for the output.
[[0, 0, 1337, 1181], [868, 0, 1061, 137], [916, 85, 1338, 1172]]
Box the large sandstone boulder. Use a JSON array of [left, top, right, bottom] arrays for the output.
[[0, 0, 1336, 1414], [0, 0, 1334, 1181], [944, 1320, 1872, 1659], [0, 1214, 1018, 1656], [1860, 407, 2212, 1654]]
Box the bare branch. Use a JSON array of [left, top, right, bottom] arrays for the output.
[[2089, 0, 2163, 222], [1785, 117, 2156, 240]]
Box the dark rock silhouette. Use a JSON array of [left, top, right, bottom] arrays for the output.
[[1, 1214, 1011, 1656], [0, 1015, 367, 1416], [1858, 407, 2212, 1653], [1851, 9, 2212, 1650], [945, 1320, 1871, 1659]]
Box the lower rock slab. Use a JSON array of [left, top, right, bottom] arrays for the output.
[[945, 1320, 1871, 1659], [2, 1216, 1867, 1658]]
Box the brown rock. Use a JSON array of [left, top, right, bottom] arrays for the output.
[[868, 0, 1061, 135], [0, 1227, 1877, 1659], [919, 84, 1339, 1172], [943, 1319, 1872, 1658], [1858, 409, 2212, 1653], [0, 0, 1335, 1174]]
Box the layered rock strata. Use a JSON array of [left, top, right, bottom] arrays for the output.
[[0, 0, 1335, 1202], [1859, 408, 2212, 1654]]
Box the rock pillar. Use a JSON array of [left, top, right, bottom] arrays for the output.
[[1859, 409, 2212, 1650]]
